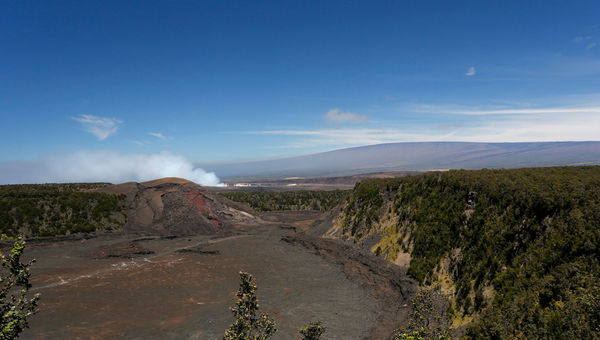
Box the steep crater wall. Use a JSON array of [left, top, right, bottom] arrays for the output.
[[326, 166, 600, 338]]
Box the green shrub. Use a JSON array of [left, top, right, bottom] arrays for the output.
[[299, 321, 326, 340], [223, 271, 277, 340], [0, 237, 39, 339]]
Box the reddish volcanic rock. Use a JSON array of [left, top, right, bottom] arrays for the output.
[[96, 178, 261, 236], [185, 191, 222, 227]]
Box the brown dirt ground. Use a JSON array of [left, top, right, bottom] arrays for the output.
[[21, 211, 415, 339]]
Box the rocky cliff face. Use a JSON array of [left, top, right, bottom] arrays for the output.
[[97, 177, 262, 236]]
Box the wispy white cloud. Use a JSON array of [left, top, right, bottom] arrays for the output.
[[412, 104, 600, 116], [148, 132, 168, 140], [497, 55, 600, 77], [255, 128, 422, 147], [250, 128, 390, 148], [72, 114, 122, 140], [250, 103, 600, 148], [465, 66, 476, 76], [447, 113, 600, 142], [131, 140, 146, 146], [545, 57, 600, 76], [573, 36, 592, 43], [324, 108, 369, 123], [586, 42, 597, 50], [0, 151, 222, 186]]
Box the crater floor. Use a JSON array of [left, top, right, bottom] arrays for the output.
[[23, 220, 382, 339]]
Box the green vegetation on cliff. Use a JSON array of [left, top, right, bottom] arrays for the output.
[[338, 166, 600, 338], [221, 190, 349, 212], [0, 183, 126, 237]]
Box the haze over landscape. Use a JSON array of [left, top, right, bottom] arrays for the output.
[[1, 1, 600, 340]]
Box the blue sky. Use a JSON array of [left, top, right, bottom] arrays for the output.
[[1, 1, 600, 182]]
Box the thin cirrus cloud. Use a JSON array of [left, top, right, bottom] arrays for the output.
[[324, 108, 369, 123], [465, 66, 476, 76], [148, 132, 168, 140], [253, 128, 425, 149], [572, 36, 591, 43], [571, 36, 597, 51], [250, 104, 600, 148], [412, 103, 600, 141], [131, 140, 146, 146], [411, 104, 600, 116], [71, 114, 122, 140]]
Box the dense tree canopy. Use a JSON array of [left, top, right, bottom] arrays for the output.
[[339, 166, 600, 338], [0, 183, 125, 237], [221, 190, 349, 212]]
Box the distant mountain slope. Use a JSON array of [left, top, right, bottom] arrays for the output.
[[204, 142, 600, 179]]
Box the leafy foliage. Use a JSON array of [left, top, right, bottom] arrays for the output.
[[394, 288, 452, 340], [0, 183, 126, 237], [223, 272, 328, 340], [395, 331, 426, 340], [339, 166, 600, 338], [223, 271, 277, 340], [221, 190, 349, 212], [341, 181, 386, 239], [299, 321, 326, 340], [0, 237, 39, 339]]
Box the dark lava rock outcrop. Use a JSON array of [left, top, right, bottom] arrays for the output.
[[97, 177, 261, 236], [90, 240, 155, 259]]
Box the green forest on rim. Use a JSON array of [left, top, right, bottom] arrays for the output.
[[221, 190, 349, 212], [0, 183, 126, 237], [337, 166, 600, 338]]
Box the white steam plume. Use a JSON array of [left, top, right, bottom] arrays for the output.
[[0, 151, 223, 186]]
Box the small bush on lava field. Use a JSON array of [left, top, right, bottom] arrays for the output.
[[223, 271, 326, 340], [0, 236, 40, 339]]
